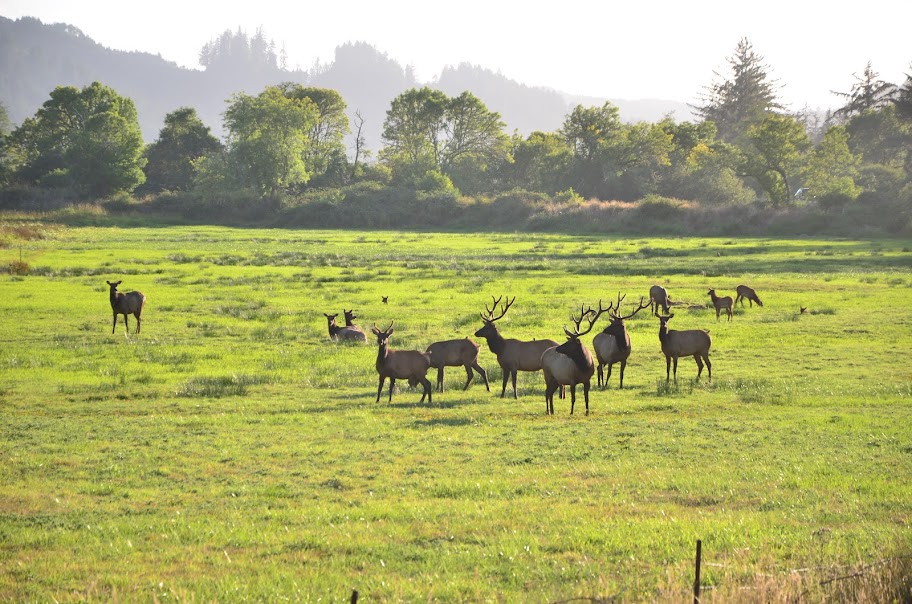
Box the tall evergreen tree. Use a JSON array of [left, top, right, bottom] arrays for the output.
[[832, 61, 897, 120], [695, 38, 783, 145], [893, 62, 912, 122]]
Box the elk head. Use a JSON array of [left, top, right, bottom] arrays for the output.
[[474, 295, 514, 338], [371, 321, 394, 346]]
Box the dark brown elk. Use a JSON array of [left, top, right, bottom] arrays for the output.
[[735, 285, 763, 307], [371, 322, 432, 404], [707, 289, 733, 322], [593, 294, 650, 389], [106, 280, 145, 334], [324, 313, 368, 343], [649, 285, 671, 316], [657, 314, 712, 382], [342, 309, 367, 339], [542, 300, 611, 415], [425, 338, 490, 392], [473, 296, 559, 399]]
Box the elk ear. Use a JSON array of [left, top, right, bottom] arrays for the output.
[[668, 313, 675, 319]]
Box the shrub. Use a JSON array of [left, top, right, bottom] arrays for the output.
[[816, 191, 854, 212]]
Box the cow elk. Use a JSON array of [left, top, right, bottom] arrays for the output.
[[649, 285, 671, 316], [106, 280, 146, 335], [593, 293, 650, 389], [474, 295, 559, 399], [371, 322, 432, 404], [425, 338, 490, 392], [324, 313, 368, 343], [735, 284, 764, 308], [542, 300, 610, 415], [657, 314, 712, 382], [343, 309, 367, 338], [707, 289, 733, 322]]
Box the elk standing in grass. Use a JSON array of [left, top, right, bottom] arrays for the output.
[[425, 338, 490, 392], [735, 284, 763, 308], [593, 294, 650, 389], [649, 285, 671, 316], [707, 289, 733, 322], [371, 322, 432, 404], [324, 313, 368, 343], [106, 280, 145, 335], [657, 314, 712, 382], [542, 300, 610, 415], [474, 296, 559, 399]]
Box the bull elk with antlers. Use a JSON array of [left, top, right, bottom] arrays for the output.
[[593, 293, 650, 389], [474, 296, 559, 399], [425, 338, 489, 392], [657, 314, 712, 382], [371, 321, 432, 404], [541, 300, 611, 415]]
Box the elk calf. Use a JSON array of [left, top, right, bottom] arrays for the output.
[[707, 289, 733, 322], [372, 322, 432, 404], [425, 338, 490, 392], [649, 285, 671, 316], [324, 313, 367, 343], [542, 300, 610, 415], [657, 314, 712, 382], [474, 296, 558, 399], [735, 285, 763, 308], [106, 280, 145, 334]]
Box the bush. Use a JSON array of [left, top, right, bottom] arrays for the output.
[[816, 191, 854, 212]]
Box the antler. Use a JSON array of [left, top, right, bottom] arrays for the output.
[[481, 295, 515, 323], [371, 321, 394, 334], [564, 299, 611, 338], [610, 293, 650, 321]]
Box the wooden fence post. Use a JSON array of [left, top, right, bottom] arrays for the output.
[[693, 539, 702, 604]]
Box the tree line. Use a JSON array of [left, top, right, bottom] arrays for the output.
[[0, 38, 910, 229]]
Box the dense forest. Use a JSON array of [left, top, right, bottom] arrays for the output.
[[1, 20, 911, 236]]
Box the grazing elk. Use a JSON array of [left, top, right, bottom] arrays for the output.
[[707, 289, 733, 322], [425, 338, 490, 392], [371, 321, 432, 404], [324, 313, 368, 343], [473, 296, 559, 399], [657, 314, 712, 382], [649, 285, 671, 316], [593, 294, 650, 389], [106, 280, 145, 335], [735, 284, 764, 308], [542, 300, 610, 415]]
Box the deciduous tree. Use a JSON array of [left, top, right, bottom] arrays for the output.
[[743, 113, 811, 205], [143, 107, 222, 192]]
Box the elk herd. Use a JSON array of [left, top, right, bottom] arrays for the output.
[[321, 283, 765, 415]]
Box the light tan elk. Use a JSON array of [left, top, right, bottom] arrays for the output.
[[106, 280, 145, 334], [371, 321, 432, 404], [707, 288, 733, 322], [324, 313, 368, 343], [542, 300, 610, 415], [735, 284, 764, 308], [425, 338, 490, 393], [473, 295, 559, 399], [343, 309, 368, 338], [657, 314, 712, 382], [593, 294, 650, 389], [649, 285, 671, 316]]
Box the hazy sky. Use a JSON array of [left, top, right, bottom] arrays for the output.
[[2, 0, 910, 110]]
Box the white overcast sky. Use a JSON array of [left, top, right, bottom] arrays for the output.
[[2, 0, 910, 110]]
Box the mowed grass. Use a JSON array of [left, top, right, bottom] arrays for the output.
[[1, 223, 912, 602]]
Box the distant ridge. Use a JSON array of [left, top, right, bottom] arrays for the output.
[[0, 15, 696, 148]]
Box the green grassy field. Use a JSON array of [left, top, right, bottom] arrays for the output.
[[1, 222, 911, 602]]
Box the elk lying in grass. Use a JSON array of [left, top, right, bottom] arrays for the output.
[[425, 338, 490, 392], [707, 289, 733, 321], [735, 284, 763, 307], [324, 313, 367, 343], [343, 309, 367, 338], [593, 294, 650, 389], [371, 322, 432, 404], [542, 300, 610, 415], [474, 295, 559, 399], [106, 280, 145, 334], [649, 285, 671, 316], [657, 314, 712, 382]]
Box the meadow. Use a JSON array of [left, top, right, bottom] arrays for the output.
[[1, 220, 911, 602]]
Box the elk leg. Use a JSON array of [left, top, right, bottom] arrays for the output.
[[388, 378, 396, 402], [583, 381, 590, 416], [596, 364, 603, 387], [500, 369, 509, 398], [436, 366, 445, 392], [618, 360, 626, 389], [462, 365, 473, 391], [511, 370, 518, 400], [135, 313, 141, 334], [569, 384, 576, 415], [419, 377, 431, 404], [473, 362, 490, 391], [376, 376, 385, 402], [112, 313, 117, 334], [665, 356, 672, 381], [672, 356, 679, 382], [124, 314, 129, 334], [704, 354, 712, 380], [606, 363, 613, 388], [695, 355, 704, 379]]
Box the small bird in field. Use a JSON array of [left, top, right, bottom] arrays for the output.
[[800, 306, 807, 314]]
